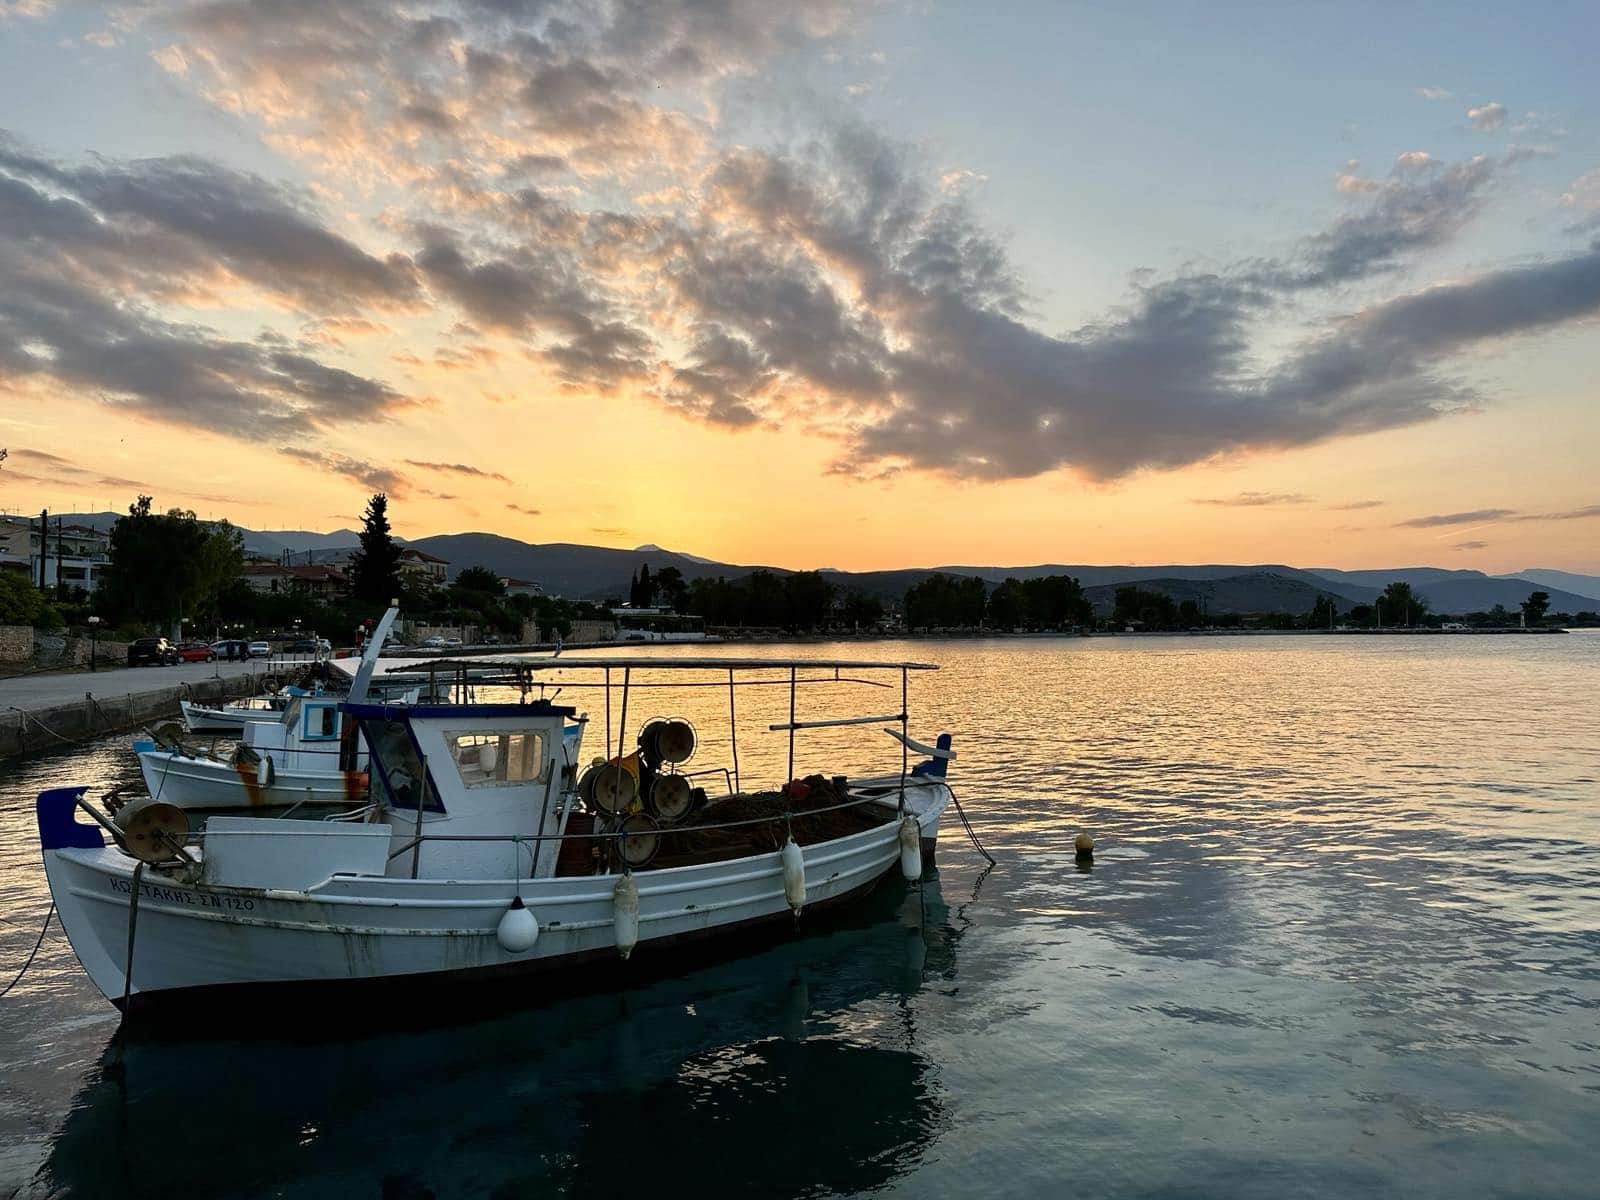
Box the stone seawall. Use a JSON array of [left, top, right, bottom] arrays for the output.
[[0, 671, 259, 761]]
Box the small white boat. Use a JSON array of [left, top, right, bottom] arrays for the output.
[[136, 691, 372, 810], [140, 610, 403, 811], [39, 655, 957, 1015], [179, 695, 290, 734]]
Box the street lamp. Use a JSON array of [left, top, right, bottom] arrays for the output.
[[87, 615, 100, 672]]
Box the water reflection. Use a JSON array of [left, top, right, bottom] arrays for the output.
[[39, 875, 963, 1200]]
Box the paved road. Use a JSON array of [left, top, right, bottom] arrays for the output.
[[0, 660, 271, 712]]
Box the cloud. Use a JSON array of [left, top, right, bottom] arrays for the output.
[[1395, 509, 1515, 528], [1467, 101, 1506, 131], [506, 503, 542, 516], [1415, 86, 1452, 101], [278, 448, 408, 495], [1192, 492, 1312, 507], [1330, 499, 1385, 510], [1452, 540, 1489, 550], [1510, 504, 1600, 522], [0, 139, 419, 443], [0, 139, 421, 314], [405, 459, 512, 484], [3, 3, 1590, 497], [1287, 154, 1503, 287]]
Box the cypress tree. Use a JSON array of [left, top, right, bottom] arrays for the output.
[[350, 493, 402, 607]]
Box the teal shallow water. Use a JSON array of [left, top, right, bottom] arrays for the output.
[[2, 635, 1597, 1198]]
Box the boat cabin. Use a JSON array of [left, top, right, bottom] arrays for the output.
[[349, 701, 583, 882]]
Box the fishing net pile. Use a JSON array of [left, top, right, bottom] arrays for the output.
[[658, 774, 886, 862]]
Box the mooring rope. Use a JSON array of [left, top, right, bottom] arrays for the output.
[[7, 706, 79, 746], [0, 902, 56, 1000], [946, 785, 995, 865]]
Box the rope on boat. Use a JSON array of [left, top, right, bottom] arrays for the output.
[[946, 786, 995, 865], [0, 902, 55, 1001]]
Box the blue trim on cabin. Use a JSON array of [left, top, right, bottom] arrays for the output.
[[343, 701, 576, 721], [300, 699, 342, 741], [909, 732, 953, 779], [132, 739, 156, 753], [37, 787, 105, 851]]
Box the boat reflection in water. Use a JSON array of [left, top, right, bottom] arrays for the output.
[[40, 872, 972, 1199]]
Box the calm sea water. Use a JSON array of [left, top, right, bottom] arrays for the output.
[[1, 635, 1597, 1198]]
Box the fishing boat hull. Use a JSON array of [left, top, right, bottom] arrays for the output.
[[37, 783, 949, 1011], [134, 745, 368, 810], [178, 699, 283, 734]]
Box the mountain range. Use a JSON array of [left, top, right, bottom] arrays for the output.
[[39, 512, 1600, 614]]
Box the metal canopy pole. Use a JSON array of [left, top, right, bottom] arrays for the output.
[[617, 667, 631, 761], [728, 668, 740, 793], [899, 667, 909, 812], [786, 666, 797, 783]]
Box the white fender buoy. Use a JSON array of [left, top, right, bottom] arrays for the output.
[[613, 874, 639, 960], [496, 895, 539, 953], [256, 754, 275, 788], [899, 814, 922, 881], [781, 837, 806, 912]]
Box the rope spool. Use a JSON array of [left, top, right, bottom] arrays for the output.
[[111, 797, 189, 864], [655, 719, 696, 765], [619, 813, 661, 868], [647, 773, 694, 824], [591, 755, 641, 816]]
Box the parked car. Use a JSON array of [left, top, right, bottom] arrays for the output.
[[176, 641, 217, 663], [127, 637, 179, 667], [247, 641, 272, 658], [441, 636, 463, 649], [422, 635, 447, 649], [287, 638, 319, 654]]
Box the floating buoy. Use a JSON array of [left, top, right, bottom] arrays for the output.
[[1075, 832, 1095, 858], [781, 837, 806, 912], [613, 873, 639, 959], [256, 754, 275, 788], [899, 814, 922, 881], [496, 895, 539, 953]]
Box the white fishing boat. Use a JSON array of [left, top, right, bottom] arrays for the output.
[[37, 656, 961, 1014], [136, 608, 403, 812], [136, 690, 373, 811], [178, 695, 288, 735]]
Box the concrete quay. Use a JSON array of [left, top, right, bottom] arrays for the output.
[[0, 661, 269, 760]]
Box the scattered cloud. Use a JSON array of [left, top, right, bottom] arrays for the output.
[[0, 3, 1590, 502], [278, 448, 408, 495], [1192, 492, 1312, 507], [1510, 504, 1600, 522], [1452, 540, 1489, 550], [0, 137, 419, 442], [506, 503, 542, 517], [1396, 509, 1515, 528], [405, 459, 511, 484], [1467, 101, 1506, 131], [1415, 86, 1452, 101], [1330, 499, 1385, 510]]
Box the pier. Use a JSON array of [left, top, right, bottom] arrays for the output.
[[0, 661, 266, 760]]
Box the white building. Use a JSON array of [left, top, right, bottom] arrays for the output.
[[0, 516, 110, 592]]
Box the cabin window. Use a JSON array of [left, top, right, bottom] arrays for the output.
[[361, 718, 444, 812], [447, 731, 547, 788], [302, 702, 340, 741]]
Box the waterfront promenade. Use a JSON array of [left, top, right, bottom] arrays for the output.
[[0, 661, 265, 760]]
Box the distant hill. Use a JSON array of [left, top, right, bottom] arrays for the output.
[[30, 511, 1597, 614], [405, 533, 790, 599], [257, 528, 367, 554], [1307, 567, 1594, 613], [1083, 572, 1355, 617], [1499, 568, 1600, 604]]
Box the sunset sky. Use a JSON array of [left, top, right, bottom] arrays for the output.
[[0, 1, 1595, 573]]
